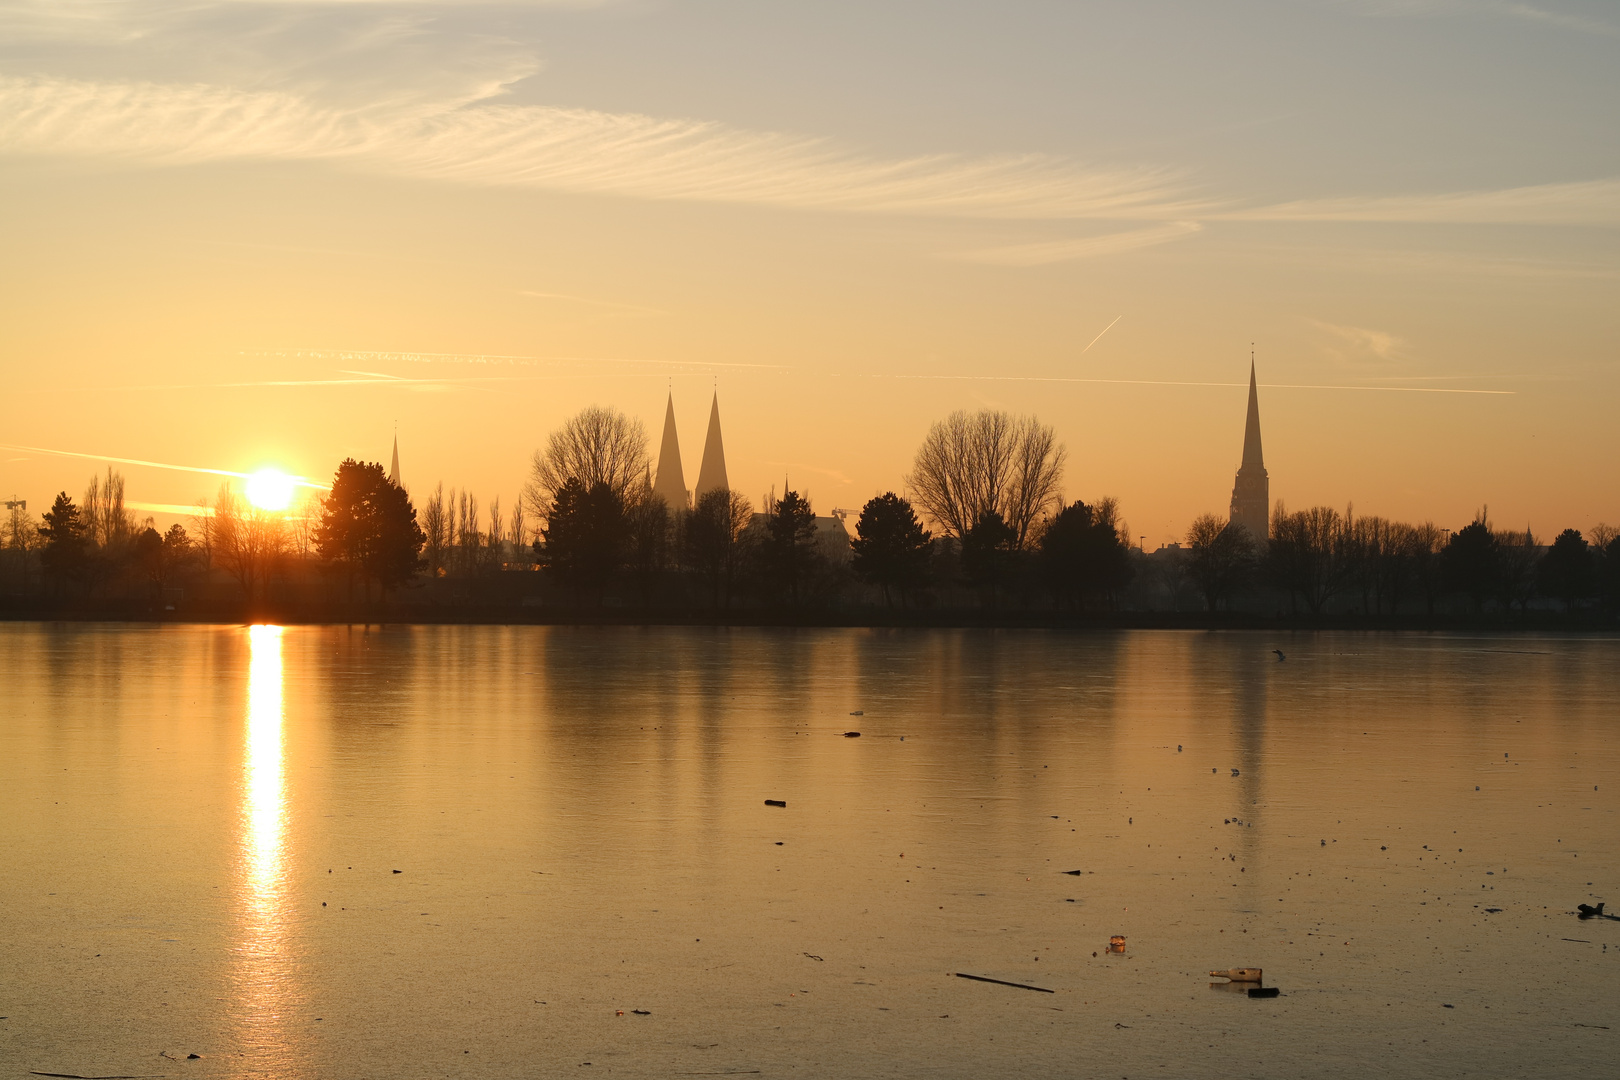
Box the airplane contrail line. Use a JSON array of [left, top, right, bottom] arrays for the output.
[[0, 444, 327, 486], [842, 374, 1513, 395], [1080, 314, 1124, 354]]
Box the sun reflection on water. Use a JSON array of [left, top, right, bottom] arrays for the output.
[[237, 623, 296, 1057]]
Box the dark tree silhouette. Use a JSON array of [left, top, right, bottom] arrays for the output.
[[1442, 517, 1500, 611], [1538, 528, 1596, 609], [624, 488, 672, 605], [683, 488, 753, 608], [1265, 505, 1352, 614], [851, 492, 932, 606], [133, 526, 164, 593], [537, 479, 628, 603], [907, 409, 1065, 547], [1039, 499, 1134, 610], [314, 459, 426, 600], [38, 491, 88, 589], [960, 509, 1018, 605], [761, 490, 819, 604], [1183, 512, 1257, 612]]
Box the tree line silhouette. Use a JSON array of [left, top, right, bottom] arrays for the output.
[[4, 408, 1617, 621]]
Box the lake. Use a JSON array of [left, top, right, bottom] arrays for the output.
[[0, 623, 1614, 1078]]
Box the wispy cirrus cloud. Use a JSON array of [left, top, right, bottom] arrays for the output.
[[0, 74, 1202, 221], [1310, 319, 1408, 362], [1228, 178, 1620, 225], [1324, 0, 1620, 37], [948, 221, 1203, 265]]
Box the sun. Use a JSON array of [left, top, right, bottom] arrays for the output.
[[244, 468, 297, 512]]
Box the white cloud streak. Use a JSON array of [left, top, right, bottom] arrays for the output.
[[949, 222, 1204, 265], [0, 74, 1201, 221], [1228, 178, 1620, 225]]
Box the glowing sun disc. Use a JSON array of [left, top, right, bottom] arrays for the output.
[[245, 469, 296, 511]]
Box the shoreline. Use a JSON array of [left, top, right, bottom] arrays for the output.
[[3, 601, 1616, 633]]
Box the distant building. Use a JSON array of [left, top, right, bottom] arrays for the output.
[[652, 392, 689, 511], [389, 434, 401, 487], [1228, 362, 1269, 540]]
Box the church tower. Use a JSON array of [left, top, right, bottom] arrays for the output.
[[1228, 361, 1269, 541], [694, 391, 729, 500], [652, 392, 689, 510], [388, 433, 401, 487]]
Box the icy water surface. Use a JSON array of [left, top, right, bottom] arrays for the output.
[[0, 623, 1615, 1078]]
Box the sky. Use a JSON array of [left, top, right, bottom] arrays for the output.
[[1, 0, 1616, 544]]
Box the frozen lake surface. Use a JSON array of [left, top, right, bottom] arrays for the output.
[[0, 623, 1615, 1078]]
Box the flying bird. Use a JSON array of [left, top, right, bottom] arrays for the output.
[[1273, 649, 1286, 661]]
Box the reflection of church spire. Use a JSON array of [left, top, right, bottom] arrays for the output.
[[389, 431, 401, 487], [695, 392, 729, 499], [1228, 357, 1269, 540], [652, 392, 689, 510]]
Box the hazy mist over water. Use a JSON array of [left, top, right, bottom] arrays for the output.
[[0, 624, 1615, 1078]]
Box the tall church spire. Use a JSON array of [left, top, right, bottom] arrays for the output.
[[389, 431, 401, 487], [1240, 361, 1264, 470], [652, 391, 689, 510], [694, 391, 729, 499], [1229, 356, 1270, 540]]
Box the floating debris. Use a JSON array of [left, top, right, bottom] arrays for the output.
[[1209, 968, 1263, 983]]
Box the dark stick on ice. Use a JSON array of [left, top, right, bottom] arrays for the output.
[[953, 972, 1055, 993]]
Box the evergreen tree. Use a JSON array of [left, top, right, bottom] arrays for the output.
[[314, 459, 426, 600], [1537, 528, 1596, 609], [537, 479, 628, 603], [850, 492, 932, 607], [761, 490, 819, 604], [1442, 517, 1500, 611], [38, 491, 88, 589], [1038, 499, 1135, 610], [960, 509, 1018, 605]]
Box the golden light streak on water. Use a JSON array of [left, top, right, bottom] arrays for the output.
[[236, 623, 297, 1062]]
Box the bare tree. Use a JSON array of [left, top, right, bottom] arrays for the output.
[[1184, 512, 1256, 611], [422, 483, 449, 576], [82, 468, 137, 549], [509, 499, 528, 562], [525, 405, 651, 518], [209, 482, 288, 600], [907, 409, 1064, 548], [1265, 502, 1352, 614]]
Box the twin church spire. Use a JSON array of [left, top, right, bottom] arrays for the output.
[[653, 391, 729, 511]]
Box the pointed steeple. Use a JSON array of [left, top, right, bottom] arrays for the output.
[[652, 392, 689, 510], [1229, 355, 1270, 540], [1240, 361, 1264, 470], [389, 432, 401, 487], [694, 391, 729, 499]]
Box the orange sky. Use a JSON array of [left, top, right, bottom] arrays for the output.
[[1, 1, 1616, 544]]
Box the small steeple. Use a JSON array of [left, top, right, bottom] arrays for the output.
[[695, 391, 729, 499], [389, 429, 401, 487], [652, 392, 689, 510]]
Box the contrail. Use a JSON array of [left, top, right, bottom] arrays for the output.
[[0, 444, 327, 486], [844, 374, 1513, 395], [245, 349, 789, 370], [1080, 314, 1124, 354]]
